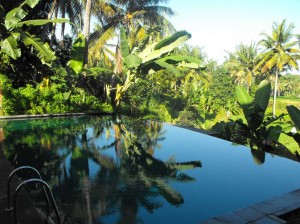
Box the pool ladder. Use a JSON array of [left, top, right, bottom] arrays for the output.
[[4, 166, 61, 224]]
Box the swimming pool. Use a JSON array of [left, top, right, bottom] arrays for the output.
[[2, 115, 300, 223]]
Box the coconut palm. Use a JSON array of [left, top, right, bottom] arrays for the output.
[[93, 0, 175, 33], [39, 0, 82, 41], [86, 0, 175, 67], [255, 20, 300, 117], [88, 26, 116, 67], [225, 43, 259, 94]]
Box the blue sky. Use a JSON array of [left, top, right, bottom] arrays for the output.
[[168, 0, 300, 64]]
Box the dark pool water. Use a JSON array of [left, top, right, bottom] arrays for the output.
[[2, 115, 300, 223]]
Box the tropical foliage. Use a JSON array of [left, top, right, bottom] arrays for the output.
[[255, 20, 300, 117], [0, 0, 300, 155]]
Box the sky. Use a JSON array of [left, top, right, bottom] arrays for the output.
[[167, 0, 300, 64]]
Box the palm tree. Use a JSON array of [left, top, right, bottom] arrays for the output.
[[88, 26, 116, 67], [255, 20, 300, 117], [40, 0, 83, 41], [93, 0, 175, 33], [225, 43, 259, 94], [85, 0, 176, 68]]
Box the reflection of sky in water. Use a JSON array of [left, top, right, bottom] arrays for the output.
[[150, 124, 300, 222], [4, 117, 300, 223]]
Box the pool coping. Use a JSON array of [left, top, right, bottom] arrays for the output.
[[202, 188, 300, 223], [0, 112, 113, 120]]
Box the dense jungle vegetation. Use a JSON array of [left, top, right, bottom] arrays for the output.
[[0, 0, 300, 153]]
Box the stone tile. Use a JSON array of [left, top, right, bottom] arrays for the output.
[[201, 218, 224, 224], [215, 212, 248, 224], [250, 216, 283, 224], [273, 202, 300, 216], [288, 189, 300, 197], [235, 207, 265, 222], [265, 196, 300, 210], [251, 201, 281, 215], [267, 215, 287, 223]]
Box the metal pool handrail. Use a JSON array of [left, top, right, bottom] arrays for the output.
[[13, 178, 61, 224], [5, 166, 50, 212]]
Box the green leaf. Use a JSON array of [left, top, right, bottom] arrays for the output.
[[124, 54, 142, 68], [0, 35, 21, 59], [120, 26, 130, 58], [155, 59, 181, 76], [254, 80, 271, 112], [287, 105, 300, 131], [162, 55, 201, 65], [251, 80, 271, 126], [63, 91, 71, 100], [24, 0, 40, 8], [266, 125, 282, 141], [87, 67, 113, 75], [23, 32, 56, 64], [141, 31, 191, 63], [16, 18, 69, 28], [69, 33, 85, 74], [154, 30, 191, 50], [236, 85, 252, 120], [5, 0, 39, 30]]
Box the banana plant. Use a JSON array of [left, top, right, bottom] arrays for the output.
[[220, 80, 286, 150], [0, 0, 68, 65], [53, 33, 113, 101], [235, 80, 286, 148], [285, 105, 300, 147], [114, 27, 203, 106]]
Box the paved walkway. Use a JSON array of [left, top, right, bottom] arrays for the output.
[[202, 189, 300, 223]]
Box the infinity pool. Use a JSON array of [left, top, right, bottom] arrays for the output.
[[2, 115, 300, 223]]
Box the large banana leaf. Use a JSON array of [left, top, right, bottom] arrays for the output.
[[0, 35, 21, 59], [254, 80, 271, 112], [16, 18, 69, 28], [120, 26, 130, 58], [5, 0, 39, 30], [161, 55, 203, 69], [287, 105, 300, 131], [124, 54, 142, 68], [69, 34, 85, 75], [250, 80, 271, 128], [155, 59, 181, 76], [154, 30, 191, 50], [23, 32, 56, 64], [160, 55, 201, 65], [236, 85, 252, 120], [141, 31, 191, 63]]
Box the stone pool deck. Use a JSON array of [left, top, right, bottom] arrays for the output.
[[202, 189, 300, 223]]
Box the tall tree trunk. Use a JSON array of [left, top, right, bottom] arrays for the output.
[[41, 0, 58, 41], [272, 69, 279, 117], [83, 0, 92, 67], [61, 7, 66, 39], [50, 7, 59, 45]]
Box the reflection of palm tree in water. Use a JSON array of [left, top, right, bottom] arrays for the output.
[[114, 122, 201, 222], [3, 117, 201, 223], [141, 121, 166, 156]]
